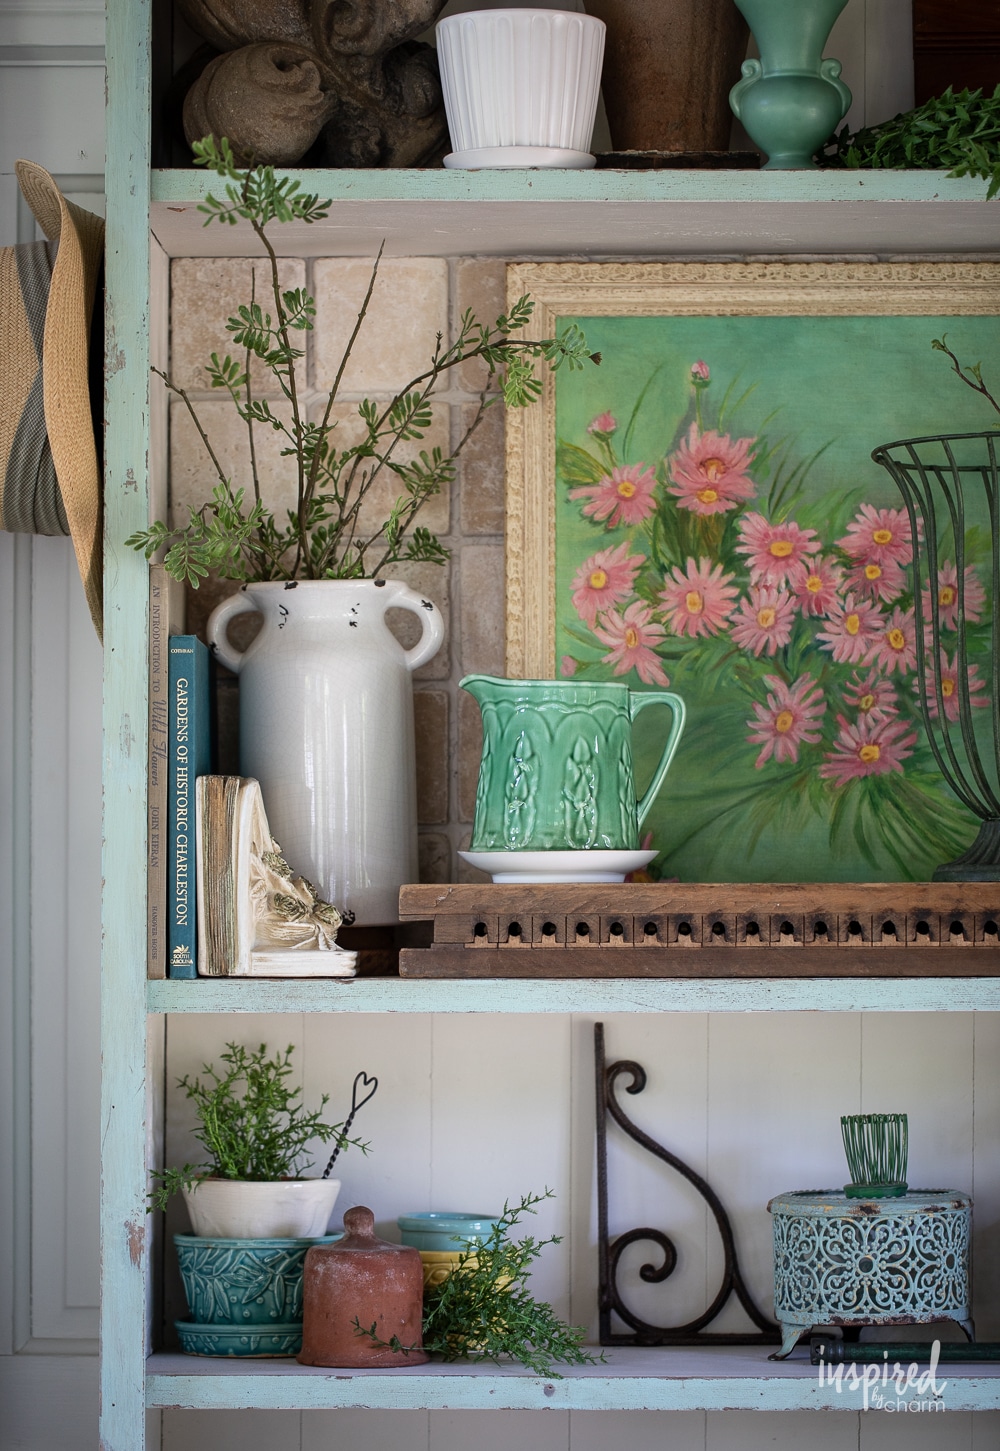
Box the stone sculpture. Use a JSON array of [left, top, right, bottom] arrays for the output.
[[179, 0, 449, 167]]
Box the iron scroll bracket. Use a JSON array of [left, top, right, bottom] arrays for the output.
[[595, 1021, 781, 1347]]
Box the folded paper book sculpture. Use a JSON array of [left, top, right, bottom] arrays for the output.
[[195, 775, 356, 978]]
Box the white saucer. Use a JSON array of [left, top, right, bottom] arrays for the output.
[[443, 146, 597, 170], [458, 849, 657, 884]]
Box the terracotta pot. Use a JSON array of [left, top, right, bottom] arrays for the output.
[[298, 1205, 429, 1367], [584, 0, 750, 153]]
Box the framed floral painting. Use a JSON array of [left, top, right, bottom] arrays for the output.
[[505, 261, 1000, 882]]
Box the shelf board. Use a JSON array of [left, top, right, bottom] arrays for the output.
[[150, 168, 998, 258], [146, 975, 1000, 1014], [145, 1345, 1000, 1412]]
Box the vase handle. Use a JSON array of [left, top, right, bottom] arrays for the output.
[[206, 588, 259, 674], [381, 584, 445, 673], [628, 690, 686, 828]]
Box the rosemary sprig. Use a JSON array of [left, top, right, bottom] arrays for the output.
[[354, 1189, 601, 1377]]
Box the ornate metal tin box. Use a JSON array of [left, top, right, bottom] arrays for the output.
[[768, 1189, 972, 1358]]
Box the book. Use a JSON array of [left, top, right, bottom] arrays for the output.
[[167, 635, 211, 978], [196, 775, 355, 978], [146, 565, 185, 979]]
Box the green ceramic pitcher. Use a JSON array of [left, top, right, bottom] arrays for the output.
[[461, 675, 686, 852]]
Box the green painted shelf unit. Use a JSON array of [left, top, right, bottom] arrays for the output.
[[100, 4, 1000, 1445]]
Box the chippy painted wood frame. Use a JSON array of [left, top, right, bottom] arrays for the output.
[[504, 260, 1000, 679]]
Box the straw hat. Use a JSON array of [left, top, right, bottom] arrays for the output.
[[0, 161, 105, 639]]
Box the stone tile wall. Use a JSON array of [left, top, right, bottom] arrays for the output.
[[170, 255, 507, 885]]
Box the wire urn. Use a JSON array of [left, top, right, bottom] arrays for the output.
[[872, 431, 1000, 879]]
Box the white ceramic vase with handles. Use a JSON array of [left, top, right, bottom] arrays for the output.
[[207, 578, 444, 924]]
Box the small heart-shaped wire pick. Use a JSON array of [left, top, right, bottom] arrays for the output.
[[351, 1070, 378, 1115], [322, 1070, 379, 1178]]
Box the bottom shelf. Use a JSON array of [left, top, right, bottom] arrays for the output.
[[146, 1345, 1000, 1413]]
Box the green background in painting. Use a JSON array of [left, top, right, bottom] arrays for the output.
[[553, 312, 1000, 882]]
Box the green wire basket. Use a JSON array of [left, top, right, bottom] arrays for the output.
[[841, 1113, 908, 1198]]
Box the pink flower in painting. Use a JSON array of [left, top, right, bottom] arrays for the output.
[[868, 606, 917, 675], [820, 714, 917, 784], [730, 585, 797, 657], [843, 668, 898, 722], [921, 561, 987, 629], [816, 594, 884, 665], [746, 673, 826, 768], [843, 556, 907, 604], [659, 556, 739, 638], [690, 360, 711, 385], [736, 512, 820, 585], [593, 601, 669, 686], [570, 542, 644, 627], [560, 655, 577, 678], [666, 424, 756, 516], [917, 650, 989, 722], [570, 463, 657, 528], [789, 554, 843, 617], [838, 503, 913, 567], [587, 411, 618, 437]]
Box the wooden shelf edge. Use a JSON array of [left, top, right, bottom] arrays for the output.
[[146, 976, 1000, 1013], [143, 1347, 1000, 1412]]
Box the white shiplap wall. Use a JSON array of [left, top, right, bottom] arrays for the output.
[[6, 2, 1000, 1448], [0, 6, 106, 1447]]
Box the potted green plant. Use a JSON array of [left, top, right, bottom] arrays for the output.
[[150, 1041, 368, 1237], [128, 138, 597, 924]]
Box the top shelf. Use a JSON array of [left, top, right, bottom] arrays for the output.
[[150, 168, 998, 259]]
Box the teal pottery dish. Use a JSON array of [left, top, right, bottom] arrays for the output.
[[174, 1319, 305, 1357], [397, 1212, 501, 1252], [174, 1232, 341, 1329]]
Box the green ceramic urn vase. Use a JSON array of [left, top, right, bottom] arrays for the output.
[[729, 0, 851, 169]]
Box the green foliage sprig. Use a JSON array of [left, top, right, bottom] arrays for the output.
[[820, 85, 1000, 197], [354, 1189, 600, 1377], [147, 1042, 367, 1212], [127, 137, 598, 587]]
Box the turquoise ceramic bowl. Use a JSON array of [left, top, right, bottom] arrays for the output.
[[174, 1319, 304, 1357], [174, 1232, 341, 1329], [397, 1212, 501, 1252]]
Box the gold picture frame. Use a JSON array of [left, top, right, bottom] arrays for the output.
[[504, 259, 1000, 679]]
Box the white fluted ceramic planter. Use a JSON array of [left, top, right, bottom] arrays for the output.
[[207, 579, 444, 924], [182, 1177, 342, 1239], [436, 8, 605, 168]]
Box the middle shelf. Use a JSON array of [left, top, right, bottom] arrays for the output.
[[147, 976, 1000, 1014]]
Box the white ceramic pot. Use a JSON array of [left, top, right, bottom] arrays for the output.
[[182, 1177, 341, 1239], [436, 8, 605, 168], [207, 579, 444, 924]]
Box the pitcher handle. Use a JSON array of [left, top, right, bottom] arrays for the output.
[[380, 583, 445, 673], [206, 588, 259, 674], [629, 690, 686, 828]]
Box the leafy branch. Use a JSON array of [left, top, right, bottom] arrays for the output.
[[931, 334, 1000, 418], [127, 136, 598, 587]]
